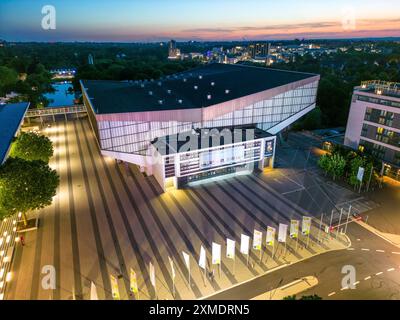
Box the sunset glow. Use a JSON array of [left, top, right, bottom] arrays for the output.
[[0, 0, 399, 41]]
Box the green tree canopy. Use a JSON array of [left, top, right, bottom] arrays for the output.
[[0, 158, 59, 219], [318, 153, 346, 180], [0, 66, 18, 96], [10, 131, 54, 163], [283, 294, 322, 300], [299, 294, 322, 300]]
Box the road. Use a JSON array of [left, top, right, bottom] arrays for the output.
[[206, 222, 400, 300]]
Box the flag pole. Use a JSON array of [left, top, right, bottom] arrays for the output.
[[189, 266, 191, 289], [344, 205, 352, 234], [336, 208, 343, 239], [317, 213, 323, 243], [329, 210, 334, 239], [173, 275, 175, 298]]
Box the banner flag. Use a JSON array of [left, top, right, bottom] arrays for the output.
[[266, 226, 276, 247], [240, 234, 250, 255], [278, 224, 288, 243], [182, 251, 190, 270], [302, 216, 312, 235], [149, 262, 156, 288], [290, 220, 300, 238], [199, 246, 206, 270], [212, 242, 221, 265], [253, 229, 262, 250], [90, 281, 99, 300], [130, 269, 139, 294], [110, 274, 120, 300], [168, 256, 176, 279], [226, 238, 235, 259]]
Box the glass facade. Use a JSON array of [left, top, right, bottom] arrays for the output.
[[364, 107, 398, 129], [359, 139, 386, 160], [97, 80, 318, 155]]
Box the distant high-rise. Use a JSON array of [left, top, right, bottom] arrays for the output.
[[248, 42, 269, 59], [168, 40, 180, 60], [88, 54, 94, 65]]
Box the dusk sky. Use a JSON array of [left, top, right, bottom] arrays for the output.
[[0, 0, 399, 42]]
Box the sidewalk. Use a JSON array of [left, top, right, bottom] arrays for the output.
[[251, 276, 318, 300]]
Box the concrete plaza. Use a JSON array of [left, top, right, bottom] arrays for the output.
[[5, 119, 349, 300]]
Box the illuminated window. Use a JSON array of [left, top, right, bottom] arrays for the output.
[[358, 145, 365, 152], [377, 127, 384, 135]]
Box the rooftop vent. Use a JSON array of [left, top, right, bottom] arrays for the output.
[[225, 89, 230, 94], [158, 82, 162, 86], [194, 85, 198, 90], [167, 89, 172, 94], [148, 91, 153, 96], [183, 78, 187, 82], [178, 99, 183, 104], [199, 75, 203, 79], [158, 100, 163, 105], [211, 82, 215, 86], [207, 94, 212, 100], [140, 84, 145, 88]]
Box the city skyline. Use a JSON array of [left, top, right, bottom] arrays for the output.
[[0, 0, 399, 42]]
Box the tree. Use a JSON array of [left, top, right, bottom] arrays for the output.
[[283, 294, 322, 300], [318, 154, 330, 176], [10, 131, 54, 163], [318, 153, 346, 180], [348, 155, 365, 188], [299, 294, 322, 300], [0, 66, 18, 96], [328, 154, 346, 180], [0, 158, 59, 225]]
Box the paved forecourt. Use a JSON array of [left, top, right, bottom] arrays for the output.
[[5, 118, 348, 300]]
